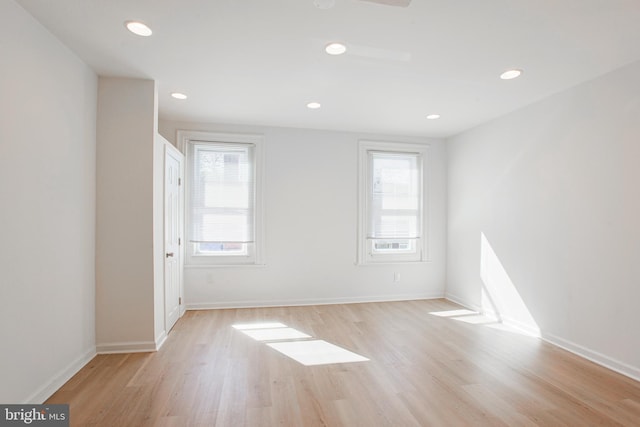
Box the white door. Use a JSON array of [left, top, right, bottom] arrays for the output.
[[165, 147, 182, 333]]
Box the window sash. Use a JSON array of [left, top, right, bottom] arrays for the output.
[[358, 141, 428, 264], [189, 142, 256, 258], [367, 151, 422, 256]]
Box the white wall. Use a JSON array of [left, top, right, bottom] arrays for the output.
[[160, 121, 447, 308], [0, 0, 97, 403], [446, 60, 640, 379], [96, 77, 160, 351]]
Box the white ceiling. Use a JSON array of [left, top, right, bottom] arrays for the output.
[[16, 0, 640, 138]]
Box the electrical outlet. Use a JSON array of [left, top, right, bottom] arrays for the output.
[[394, 272, 401, 282]]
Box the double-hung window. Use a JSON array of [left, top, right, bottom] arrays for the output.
[[179, 131, 264, 266], [358, 140, 428, 264]]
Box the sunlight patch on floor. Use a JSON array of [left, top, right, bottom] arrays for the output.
[[430, 310, 500, 326], [238, 327, 311, 341], [232, 322, 287, 330], [429, 309, 478, 317], [267, 340, 370, 366], [451, 314, 498, 325], [485, 322, 536, 336], [232, 322, 369, 366]]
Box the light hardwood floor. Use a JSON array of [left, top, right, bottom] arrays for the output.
[[47, 299, 640, 426]]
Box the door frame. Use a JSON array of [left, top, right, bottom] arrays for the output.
[[164, 142, 185, 333]]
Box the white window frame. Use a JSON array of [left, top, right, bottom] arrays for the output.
[[357, 140, 429, 264], [178, 130, 265, 267]]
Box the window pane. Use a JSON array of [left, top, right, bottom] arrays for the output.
[[190, 143, 255, 256], [196, 242, 247, 255], [369, 152, 421, 254], [373, 239, 413, 251], [376, 215, 417, 239]]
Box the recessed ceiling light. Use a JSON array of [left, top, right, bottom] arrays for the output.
[[500, 69, 523, 80], [426, 114, 441, 120], [314, 0, 336, 9], [125, 21, 153, 37], [306, 102, 322, 109], [325, 42, 347, 55], [171, 92, 187, 100]]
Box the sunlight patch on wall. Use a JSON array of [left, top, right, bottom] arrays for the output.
[[480, 233, 540, 337], [232, 322, 369, 366]]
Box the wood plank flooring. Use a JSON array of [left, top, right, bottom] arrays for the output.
[[46, 299, 640, 426]]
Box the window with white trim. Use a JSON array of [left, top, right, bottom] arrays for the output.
[[358, 140, 428, 264], [179, 131, 264, 266]]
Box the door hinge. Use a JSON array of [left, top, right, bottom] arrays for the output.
[[178, 178, 182, 186], [178, 238, 181, 245], [179, 297, 182, 305]]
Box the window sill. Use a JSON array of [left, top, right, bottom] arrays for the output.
[[184, 263, 267, 269], [355, 260, 432, 266]]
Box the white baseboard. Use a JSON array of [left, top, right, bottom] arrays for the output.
[[445, 292, 540, 336], [499, 314, 541, 337], [25, 347, 96, 404], [445, 293, 640, 383], [155, 331, 167, 351], [542, 332, 640, 383], [444, 292, 480, 311], [27, 339, 166, 402], [96, 341, 158, 354], [186, 293, 445, 310]]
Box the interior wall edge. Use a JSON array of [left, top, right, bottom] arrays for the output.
[[541, 333, 640, 383], [444, 294, 640, 383], [24, 347, 96, 404], [155, 331, 168, 351]]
